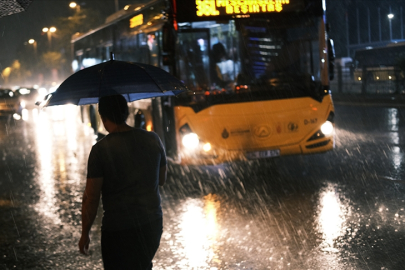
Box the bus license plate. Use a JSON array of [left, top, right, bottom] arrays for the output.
[[246, 149, 280, 159]]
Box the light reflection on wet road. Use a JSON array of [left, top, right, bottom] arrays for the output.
[[1, 105, 405, 269]]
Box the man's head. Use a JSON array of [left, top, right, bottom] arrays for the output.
[[98, 94, 129, 124]]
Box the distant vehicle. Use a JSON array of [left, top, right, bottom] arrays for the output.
[[0, 88, 22, 117], [353, 43, 405, 83], [71, 0, 335, 165], [15, 86, 48, 110]]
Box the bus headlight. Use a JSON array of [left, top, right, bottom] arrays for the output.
[[320, 121, 333, 135], [182, 133, 199, 149], [203, 142, 211, 152]]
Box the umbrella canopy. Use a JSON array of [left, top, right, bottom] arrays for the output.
[[0, 0, 33, 18], [41, 59, 188, 107]]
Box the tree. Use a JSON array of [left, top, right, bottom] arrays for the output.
[[52, 8, 104, 76], [41, 52, 66, 70], [16, 7, 104, 86], [1, 67, 12, 85], [5, 60, 32, 86]]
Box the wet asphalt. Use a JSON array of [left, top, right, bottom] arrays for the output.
[[1, 102, 405, 269]]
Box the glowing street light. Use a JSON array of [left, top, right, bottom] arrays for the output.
[[69, 2, 80, 12], [28, 39, 37, 54], [1, 67, 11, 84], [388, 13, 394, 40], [42, 27, 57, 33], [42, 27, 57, 49]]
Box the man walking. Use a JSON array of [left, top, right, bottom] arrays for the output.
[[78, 94, 167, 269]]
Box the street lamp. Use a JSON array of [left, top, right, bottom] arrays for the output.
[[28, 39, 37, 54], [388, 9, 394, 41], [42, 26, 56, 49], [69, 2, 80, 12], [1, 67, 11, 85]]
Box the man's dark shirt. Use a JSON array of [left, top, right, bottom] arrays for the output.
[[87, 128, 166, 231]]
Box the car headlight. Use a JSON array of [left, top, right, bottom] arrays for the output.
[[182, 133, 199, 149], [320, 121, 333, 135], [18, 88, 30, 95], [38, 87, 48, 96], [13, 113, 21, 120]]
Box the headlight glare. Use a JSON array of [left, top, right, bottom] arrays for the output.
[[203, 143, 211, 152], [182, 133, 199, 149], [13, 113, 21, 120], [320, 121, 333, 135]]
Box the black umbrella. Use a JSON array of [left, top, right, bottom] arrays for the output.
[[0, 0, 33, 18], [40, 55, 188, 107]]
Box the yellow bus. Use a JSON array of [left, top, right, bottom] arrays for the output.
[[72, 0, 335, 165]]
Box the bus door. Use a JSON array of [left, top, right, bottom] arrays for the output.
[[162, 29, 211, 161], [177, 29, 211, 92]]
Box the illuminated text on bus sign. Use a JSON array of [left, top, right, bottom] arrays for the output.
[[196, 0, 291, 17], [130, 14, 143, 28]]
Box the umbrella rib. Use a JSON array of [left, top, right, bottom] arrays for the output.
[[98, 63, 108, 99], [138, 65, 166, 93]]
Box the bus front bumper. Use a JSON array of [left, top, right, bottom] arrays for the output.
[[177, 137, 334, 166]]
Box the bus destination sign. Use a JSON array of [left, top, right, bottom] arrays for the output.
[[197, 0, 291, 17], [175, 0, 316, 22]]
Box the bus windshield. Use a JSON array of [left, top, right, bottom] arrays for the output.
[[176, 16, 323, 109]]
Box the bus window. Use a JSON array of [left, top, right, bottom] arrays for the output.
[[178, 29, 211, 91], [147, 33, 159, 66], [175, 17, 324, 108], [135, 32, 159, 66]]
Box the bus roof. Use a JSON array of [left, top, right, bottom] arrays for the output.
[[71, 0, 162, 43]]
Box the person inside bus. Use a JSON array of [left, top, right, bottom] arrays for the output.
[[78, 94, 167, 270], [211, 42, 235, 90]]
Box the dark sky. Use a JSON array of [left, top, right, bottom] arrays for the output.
[[326, 0, 405, 57], [0, 0, 135, 68]]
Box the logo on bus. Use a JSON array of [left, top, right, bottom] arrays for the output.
[[254, 125, 271, 138], [304, 118, 318, 125], [222, 128, 229, 139], [287, 122, 298, 132]]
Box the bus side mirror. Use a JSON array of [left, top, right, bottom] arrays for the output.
[[162, 22, 176, 53], [328, 38, 335, 81]]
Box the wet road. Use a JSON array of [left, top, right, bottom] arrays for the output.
[[1, 104, 405, 269]]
